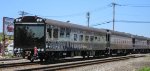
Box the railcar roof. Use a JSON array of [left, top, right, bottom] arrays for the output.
[[15, 16, 150, 40], [15, 16, 106, 34], [102, 29, 132, 38], [45, 19, 107, 34], [15, 16, 43, 23], [132, 35, 149, 40], [103, 29, 150, 40]]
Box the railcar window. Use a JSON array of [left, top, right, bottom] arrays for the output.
[[53, 29, 58, 38], [60, 28, 65, 38], [79, 35, 83, 41], [101, 36, 105, 42], [147, 41, 150, 45], [90, 36, 94, 42], [115, 40, 117, 44], [95, 37, 97, 41], [74, 34, 78, 41], [85, 36, 89, 42], [98, 37, 101, 41], [15, 25, 44, 48], [47, 28, 52, 38], [116, 39, 118, 43], [66, 28, 71, 38]]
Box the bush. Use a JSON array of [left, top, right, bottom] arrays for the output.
[[4, 53, 14, 58], [139, 67, 150, 71]]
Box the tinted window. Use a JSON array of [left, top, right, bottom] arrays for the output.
[[15, 25, 44, 49], [60, 28, 65, 38], [74, 34, 78, 41], [79, 35, 83, 41], [66, 28, 71, 38], [53, 29, 58, 38]]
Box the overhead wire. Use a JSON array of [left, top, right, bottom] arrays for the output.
[[116, 20, 150, 23], [115, 4, 150, 7], [37, 6, 111, 18], [130, 5, 150, 7], [92, 21, 111, 26], [20, 3, 150, 27], [93, 20, 150, 26]]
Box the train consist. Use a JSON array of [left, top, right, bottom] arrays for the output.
[[14, 16, 150, 62]]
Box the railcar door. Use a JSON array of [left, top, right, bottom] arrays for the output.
[[132, 38, 135, 52], [106, 30, 111, 54], [106, 30, 110, 48]]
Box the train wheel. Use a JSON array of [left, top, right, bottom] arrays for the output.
[[40, 58, 43, 62], [30, 57, 34, 62]]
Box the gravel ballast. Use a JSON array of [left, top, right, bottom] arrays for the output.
[[59, 54, 150, 71], [0, 54, 150, 71]]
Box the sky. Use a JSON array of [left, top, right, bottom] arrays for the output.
[[0, 0, 150, 37]]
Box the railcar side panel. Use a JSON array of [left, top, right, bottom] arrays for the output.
[[134, 39, 148, 49], [45, 24, 107, 51], [110, 35, 132, 49]]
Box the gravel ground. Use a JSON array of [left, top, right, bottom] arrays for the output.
[[0, 54, 150, 71], [0, 59, 41, 71], [0, 59, 30, 64], [59, 54, 150, 71]]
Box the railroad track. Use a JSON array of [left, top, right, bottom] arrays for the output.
[[16, 54, 145, 71], [0, 61, 39, 68], [0, 58, 23, 61]]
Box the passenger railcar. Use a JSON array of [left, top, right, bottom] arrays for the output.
[[132, 35, 150, 53], [45, 18, 108, 58], [107, 30, 133, 54], [14, 16, 150, 62]]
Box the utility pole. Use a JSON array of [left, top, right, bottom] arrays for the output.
[[112, 3, 116, 31], [2, 17, 5, 56], [86, 12, 90, 27], [19, 11, 29, 17]]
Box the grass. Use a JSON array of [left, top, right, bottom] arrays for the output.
[[0, 32, 2, 41], [4, 53, 15, 58], [139, 67, 150, 71], [0, 32, 14, 41]]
